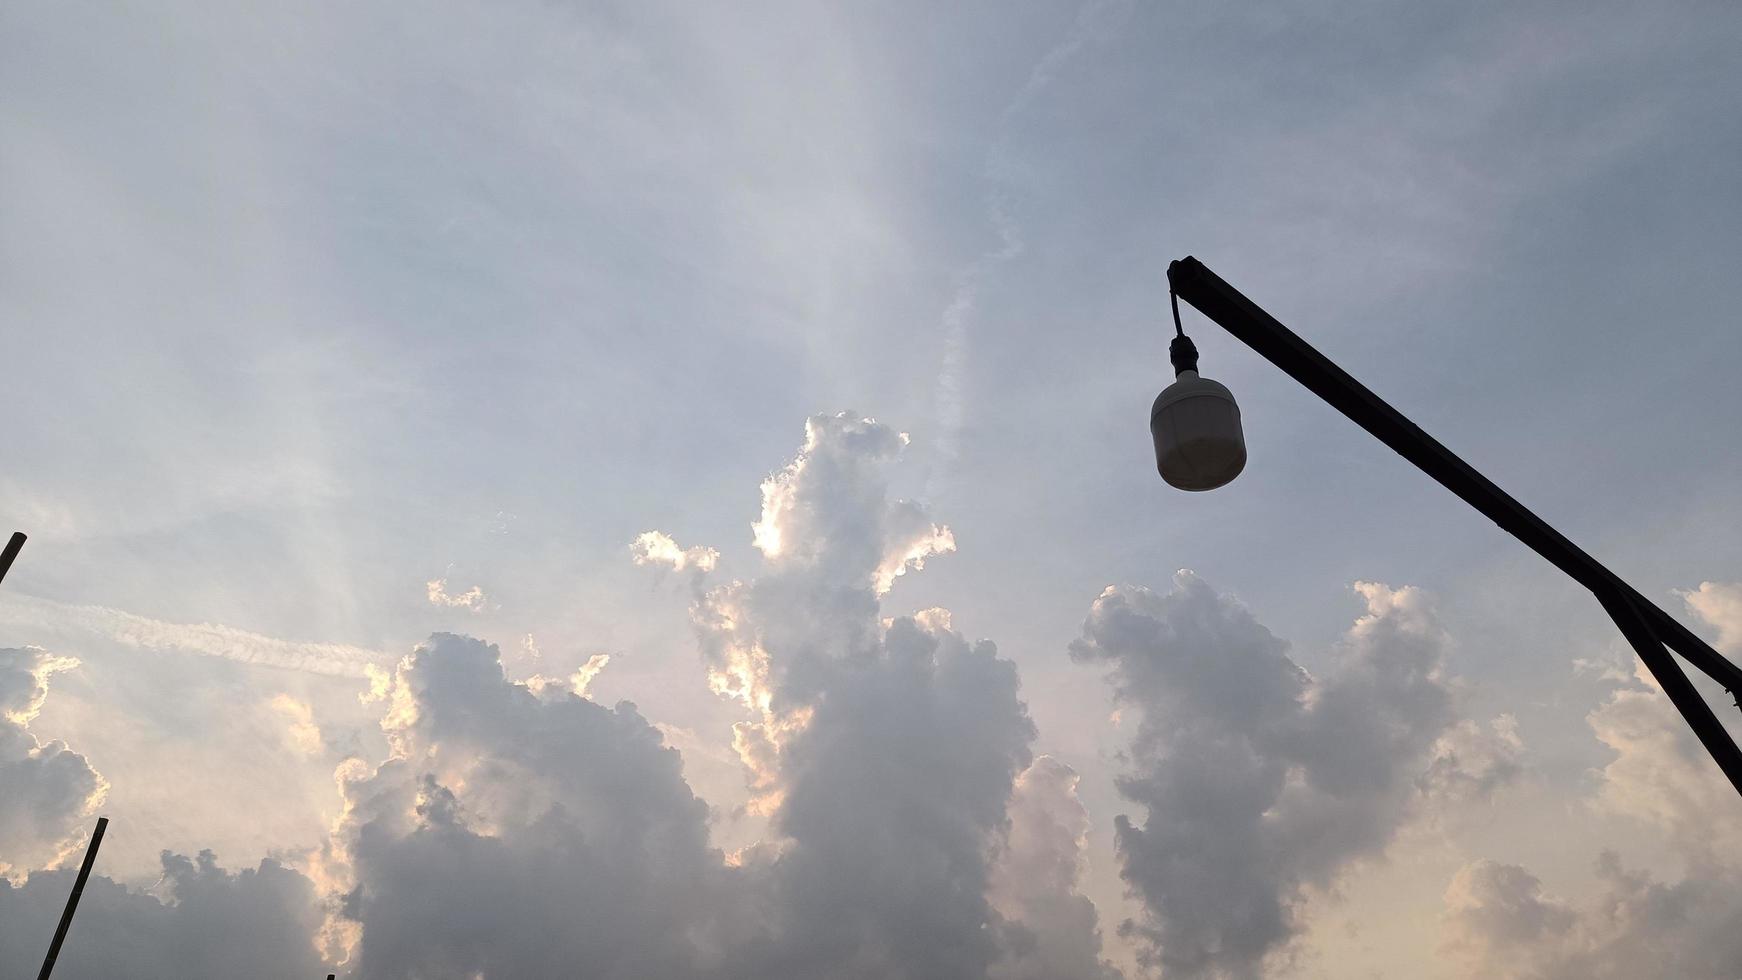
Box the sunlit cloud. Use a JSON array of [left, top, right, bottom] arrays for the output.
[[425, 577, 488, 612]]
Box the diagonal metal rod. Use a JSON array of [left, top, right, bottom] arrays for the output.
[[1167, 257, 1742, 693], [0, 532, 25, 588], [1167, 255, 1742, 794], [37, 816, 108, 980], [1596, 588, 1742, 796]]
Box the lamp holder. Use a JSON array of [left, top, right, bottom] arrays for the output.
[[1168, 288, 1198, 376]]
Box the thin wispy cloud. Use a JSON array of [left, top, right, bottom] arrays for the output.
[[927, 0, 1129, 491], [0, 594, 385, 678]]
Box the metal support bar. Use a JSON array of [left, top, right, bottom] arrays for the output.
[[0, 532, 25, 587], [1167, 255, 1742, 696], [37, 816, 108, 980], [1596, 588, 1742, 797]]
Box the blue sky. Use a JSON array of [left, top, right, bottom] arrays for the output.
[[3, 2, 1741, 977]]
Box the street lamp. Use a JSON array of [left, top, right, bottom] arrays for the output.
[[1150, 292, 1246, 491], [1160, 255, 1742, 800]]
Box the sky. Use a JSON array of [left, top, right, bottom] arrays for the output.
[[3, 1, 1742, 977]]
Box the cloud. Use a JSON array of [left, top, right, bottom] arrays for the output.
[[748, 412, 953, 596], [269, 694, 325, 757], [1681, 581, 1742, 654], [0, 850, 328, 980], [989, 756, 1125, 980], [569, 652, 611, 696], [524, 652, 611, 699], [742, 610, 1036, 978], [0, 594, 384, 678], [1586, 658, 1742, 857], [0, 647, 106, 880], [323, 633, 742, 979], [1, 412, 1117, 978], [630, 530, 720, 574], [1418, 714, 1525, 806], [425, 577, 488, 612], [1070, 573, 1458, 978], [665, 413, 1111, 978], [1441, 854, 1742, 980], [1438, 583, 1742, 978]]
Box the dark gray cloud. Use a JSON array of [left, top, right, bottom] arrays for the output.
[[0, 850, 327, 980], [323, 414, 1114, 979], [0, 648, 105, 879], [741, 611, 1036, 979], [1071, 573, 1458, 978], [330, 633, 741, 980]]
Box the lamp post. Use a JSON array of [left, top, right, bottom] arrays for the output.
[[1156, 256, 1742, 799]]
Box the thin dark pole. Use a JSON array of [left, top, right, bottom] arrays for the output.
[[1596, 588, 1742, 796], [37, 816, 108, 980], [1167, 255, 1742, 794], [0, 532, 25, 587]]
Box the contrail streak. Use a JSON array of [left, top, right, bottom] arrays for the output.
[[0, 593, 385, 678]]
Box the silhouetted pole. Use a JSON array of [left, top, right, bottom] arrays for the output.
[[0, 532, 25, 587], [1167, 256, 1742, 799], [37, 816, 108, 980]]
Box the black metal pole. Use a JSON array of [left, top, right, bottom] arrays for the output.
[[1595, 588, 1742, 796], [37, 816, 108, 980], [1167, 255, 1742, 792], [0, 532, 25, 587]]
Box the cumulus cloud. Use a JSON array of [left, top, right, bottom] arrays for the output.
[[1438, 581, 1742, 978], [269, 694, 325, 757], [1, 413, 1119, 978], [425, 577, 488, 612], [1419, 714, 1525, 806], [1070, 573, 1458, 978], [630, 530, 720, 574], [659, 413, 1107, 978], [1681, 581, 1742, 654], [0, 850, 328, 980], [742, 610, 1037, 978], [524, 652, 611, 699], [1441, 854, 1742, 980], [989, 756, 1124, 980], [323, 633, 742, 979], [1586, 665, 1742, 856], [0, 647, 106, 879], [748, 412, 954, 595]]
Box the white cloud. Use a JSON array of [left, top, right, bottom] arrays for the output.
[[0, 594, 384, 678], [0, 647, 107, 880], [1419, 714, 1525, 807], [629, 530, 719, 574], [269, 694, 325, 758], [424, 577, 488, 612], [1682, 581, 1742, 655], [1587, 659, 1742, 857], [990, 756, 1124, 980], [748, 413, 952, 596]]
